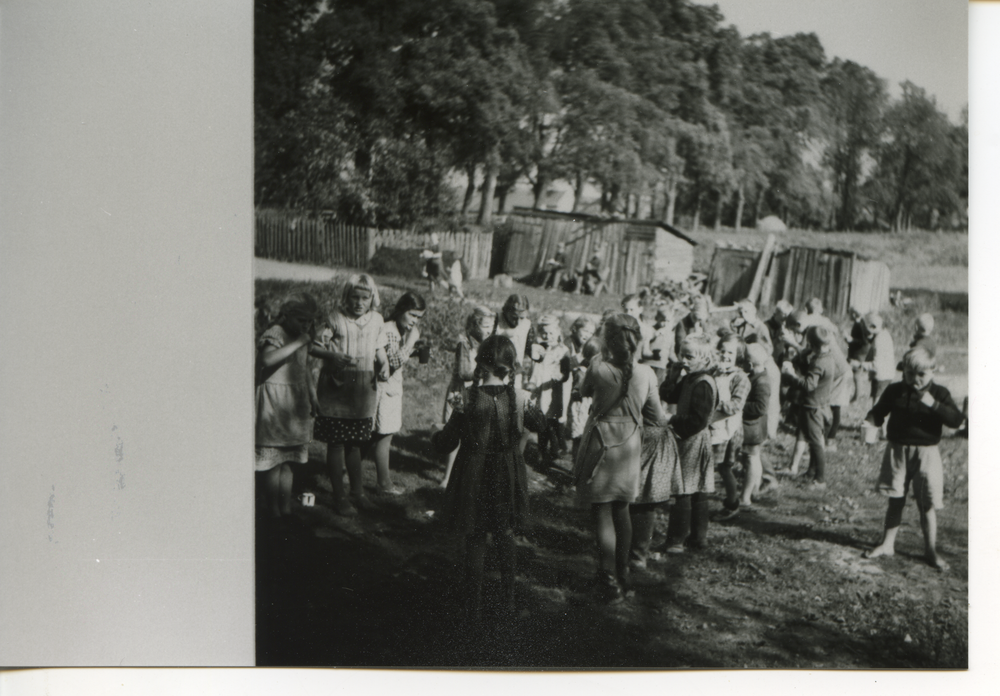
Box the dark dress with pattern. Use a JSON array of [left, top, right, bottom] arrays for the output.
[[432, 385, 546, 535], [660, 371, 717, 494]]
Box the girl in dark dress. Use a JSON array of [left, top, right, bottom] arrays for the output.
[[432, 335, 547, 624]]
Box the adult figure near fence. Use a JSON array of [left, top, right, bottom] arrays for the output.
[[575, 253, 607, 297], [543, 242, 568, 292], [420, 233, 447, 295], [731, 299, 773, 356]]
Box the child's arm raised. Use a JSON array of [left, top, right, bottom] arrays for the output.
[[921, 385, 965, 429], [260, 334, 311, 368]]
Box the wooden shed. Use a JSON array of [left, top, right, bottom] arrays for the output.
[[497, 209, 696, 295], [707, 243, 890, 320]]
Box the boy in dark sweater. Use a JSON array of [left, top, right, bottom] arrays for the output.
[[862, 347, 963, 571], [781, 324, 838, 487]]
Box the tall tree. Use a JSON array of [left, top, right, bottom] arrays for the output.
[[867, 82, 964, 231], [822, 59, 887, 230]]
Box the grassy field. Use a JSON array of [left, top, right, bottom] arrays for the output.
[[255, 265, 968, 668]]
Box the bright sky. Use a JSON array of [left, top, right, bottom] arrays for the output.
[[703, 0, 968, 122]]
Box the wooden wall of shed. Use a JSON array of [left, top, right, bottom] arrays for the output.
[[756, 247, 888, 320], [850, 259, 891, 315], [707, 248, 760, 306], [501, 214, 693, 294], [655, 229, 695, 283]]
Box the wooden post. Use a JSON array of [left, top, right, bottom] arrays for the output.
[[747, 233, 775, 305]]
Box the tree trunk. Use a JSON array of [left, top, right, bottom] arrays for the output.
[[753, 188, 764, 227], [477, 146, 499, 226], [461, 163, 477, 215], [532, 172, 548, 210], [734, 182, 745, 232], [665, 178, 678, 226], [497, 183, 511, 215], [692, 191, 703, 231], [571, 171, 585, 212], [714, 189, 724, 232]]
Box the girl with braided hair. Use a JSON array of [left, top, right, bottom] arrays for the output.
[[255, 293, 322, 526], [574, 313, 666, 603], [431, 335, 547, 625]]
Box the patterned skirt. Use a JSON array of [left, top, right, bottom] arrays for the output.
[[674, 429, 714, 495], [635, 425, 680, 504]]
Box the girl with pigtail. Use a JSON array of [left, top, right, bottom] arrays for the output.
[[574, 313, 667, 604], [255, 293, 322, 527], [431, 335, 547, 625]]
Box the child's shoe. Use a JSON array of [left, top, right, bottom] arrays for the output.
[[334, 499, 358, 517], [596, 570, 624, 605]]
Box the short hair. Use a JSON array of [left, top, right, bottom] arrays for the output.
[[806, 298, 824, 314], [774, 300, 794, 317], [621, 294, 641, 310], [916, 313, 935, 335], [502, 294, 530, 313], [735, 298, 757, 318], [805, 324, 832, 348], [571, 315, 596, 334], [340, 273, 381, 311], [865, 312, 883, 331], [745, 342, 770, 369], [536, 313, 563, 341], [902, 347, 936, 372], [679, 335, 716, 371], [388, 291, 426, 322], [717, 331, 748, 365], [466, 305, 496, 337]]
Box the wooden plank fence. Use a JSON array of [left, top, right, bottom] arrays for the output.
[[254, 209, 493, 279]]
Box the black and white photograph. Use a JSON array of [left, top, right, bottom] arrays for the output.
[[252, 0, 970, 669], [1, 0, 993, 683]]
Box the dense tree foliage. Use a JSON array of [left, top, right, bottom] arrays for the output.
[[255, 0, 967, 231]]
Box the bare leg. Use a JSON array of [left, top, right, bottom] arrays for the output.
[[441, 445, 459, 488], [345, 444, 373, 508], [920, 508, 948, 570], [518, 430, 530, 457], [279, 463, 294, 515], [370, 433, 396, 492], [787, 440, 808, 475], [740, 446, 762, 506], [864, 497, 905, 558], [326, 443, 356, 516], [264, 466, 283, 518], [593, 503, 623, 602], [611, 501, 632, 592], [719, 458, 739, 509]]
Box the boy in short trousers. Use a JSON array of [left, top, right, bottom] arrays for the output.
[[862, 347, 964, 571]]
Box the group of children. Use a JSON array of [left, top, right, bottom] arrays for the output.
[[255, 273, 964, 619]]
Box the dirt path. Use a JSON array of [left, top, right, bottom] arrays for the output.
[[255, 257, 341, 282], [256, 429, 968, 668]]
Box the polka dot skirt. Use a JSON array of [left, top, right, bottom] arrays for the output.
[[313, 416, 373, 445]]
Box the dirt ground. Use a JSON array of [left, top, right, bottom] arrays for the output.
[[256, 426, 968, 669]]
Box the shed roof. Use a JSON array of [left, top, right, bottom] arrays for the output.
[[508, 207, 696, 246]]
